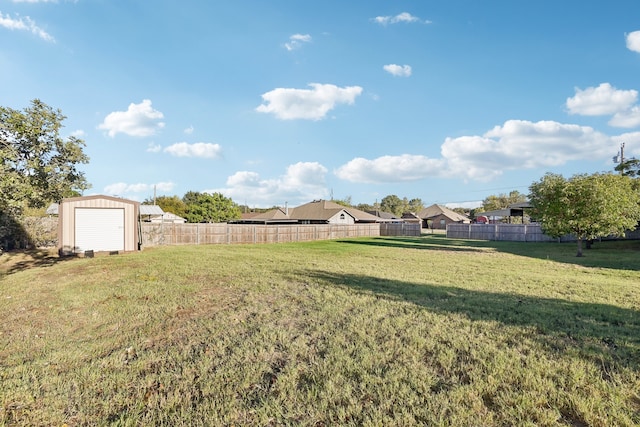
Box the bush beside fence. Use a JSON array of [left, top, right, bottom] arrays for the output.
[[141, 222, 421, 247]]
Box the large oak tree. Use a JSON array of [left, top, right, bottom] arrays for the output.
[[1, 100, 90, 249]]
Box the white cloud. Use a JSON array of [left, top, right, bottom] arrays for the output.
[[335, 155, 444, 183], [626, 30, 640, 53], [441, 120, 612, 180], [104, 181, 175, 196], [98, 99, 165, 137], [383, 64, 412, 77], [372, 12, 426, 26], [209, 162, 329, 208], [256, 83, 363, 120], [226, 171, 261, 187], [146, 142, 162, 153], [184, 125, 194, 134], [335, 120, 614, 184], [69, 129, 86, 138], [163, 142, 222, 158], [0, 12, 55, 42], [609, 106, 640, 128], [285, 33, 311, 51], [566, 83, 637, 116]]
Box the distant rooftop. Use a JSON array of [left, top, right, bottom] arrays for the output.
[[140, 205, 165, 215]]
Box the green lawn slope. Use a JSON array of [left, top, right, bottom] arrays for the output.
[[1, 236, 639, 426]]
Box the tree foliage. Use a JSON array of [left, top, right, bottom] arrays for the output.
[[1, 99, 90, 214], [332, 196, 353, 208], [380, 195, 423, 217], [529, 172, 640, 256], [481, 190, 527, 212], [144, 195, 188, 218], [615, 157, 640, 177], [183, 192, 241, 223]]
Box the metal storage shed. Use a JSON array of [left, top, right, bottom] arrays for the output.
[[58, 195, 140, 256]]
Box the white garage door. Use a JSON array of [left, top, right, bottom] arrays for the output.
[[75, 208, 125, 252]]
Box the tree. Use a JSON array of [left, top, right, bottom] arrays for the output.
[[407, 198, 424, 213], [333, 196, 353, 207], [143, 195, 188, 218], [380, 195, 402, 216], [615, 157, 640, 177], [183, 192, 241, 223], [355, 203, 375, 212], [481, 190, 527, 212], [1, 99, 90, 214], [529, 172, 640, 257]]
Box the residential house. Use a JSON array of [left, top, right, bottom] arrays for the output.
[[417, 204, 471, 230], [231, 199, 385, 225]]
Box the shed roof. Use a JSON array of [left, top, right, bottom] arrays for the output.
[[61, 194, 140, 206]]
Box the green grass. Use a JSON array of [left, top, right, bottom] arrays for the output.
[[1, 236, 639, 426]]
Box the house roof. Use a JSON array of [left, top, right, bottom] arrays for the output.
[[232, 200, 388, 224], [417, 204, 470, 222], [290, 200, 354, 221], [249, 208, 298, 223], [140, 204, 165, 215], [291, 200, 386, 223], [366, 210, 402, 220]]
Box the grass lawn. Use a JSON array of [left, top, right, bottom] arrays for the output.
[[1, 235, 639, 426]]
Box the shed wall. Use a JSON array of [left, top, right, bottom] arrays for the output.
[[58, 196, 139, 255]]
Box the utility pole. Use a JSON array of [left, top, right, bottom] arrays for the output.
[[614, 142, 625, 175]]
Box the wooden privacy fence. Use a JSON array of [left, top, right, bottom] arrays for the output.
[[141, 222, 421, 247], [446, 223, 568, 242]]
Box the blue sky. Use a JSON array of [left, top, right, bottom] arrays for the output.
[[3, 1, 640, 209]]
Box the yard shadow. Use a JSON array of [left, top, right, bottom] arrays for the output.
[[336, 236, 489, 253], [337, 235, 640, 271], [0, 249, 67, 277], [305, 270, 640, 371]]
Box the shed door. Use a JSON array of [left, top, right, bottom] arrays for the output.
[[75, 208, 125, 252]]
